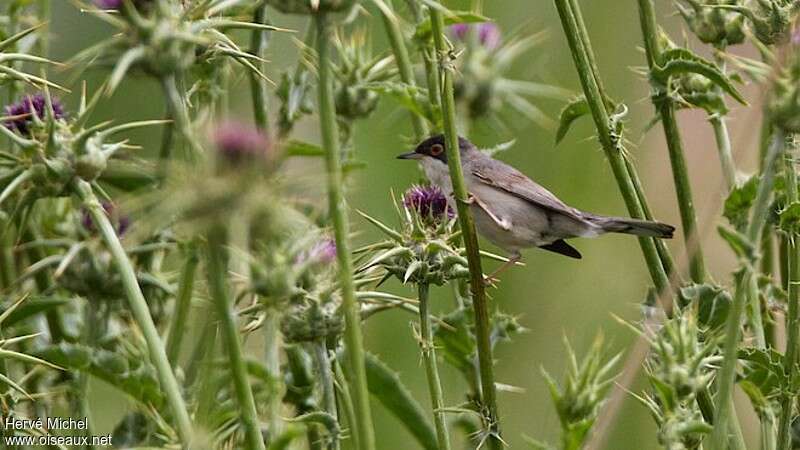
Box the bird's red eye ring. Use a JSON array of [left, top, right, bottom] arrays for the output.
[[430, 144, 444, 156]]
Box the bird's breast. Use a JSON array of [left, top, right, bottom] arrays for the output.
[[420, 159, 453, 193]]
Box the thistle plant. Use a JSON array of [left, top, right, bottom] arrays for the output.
[[635, 313, 719, 450], [5, 0, 800, 449], [532, 336, 619, 450], [448, 22, 571, 131]]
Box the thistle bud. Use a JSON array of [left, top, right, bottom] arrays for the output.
[[676, 0, 746, 46], [93, 0, 152, 11], [212, 122, 272, 168], [4, 93, 65, 136], [81, 202, 131, 237], [450, 23, 502, 50], [266, 0, 355, 14], [768, 55, 800, 133], [296, 239, 337, 266], [94, 0, 122, 8]]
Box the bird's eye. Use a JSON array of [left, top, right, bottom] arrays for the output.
[[430, 144, 444, 156]]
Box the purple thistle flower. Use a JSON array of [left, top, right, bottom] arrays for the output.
[[81, 202, 130, 236], [93, 0, 151, 10], [403, 185, 454, 221], [296, 238, 337, 266], [94, 0, 122, 9], [212, 121, 271, 166], [449, 23, 501, 50], [4, 94, 65, 136]]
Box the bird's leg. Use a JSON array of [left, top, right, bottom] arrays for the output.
[[484, 252, 521, 286], [462, 193, 512, 231]]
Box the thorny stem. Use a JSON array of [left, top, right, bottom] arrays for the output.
[[315, 12, 376, 450], [160, 74, 199, 158], [554, 0, 672, 295], [414, 3, 441, 122], [205, 224, 266, 450], [710, 114, 737, 192], [712, 131, 786, 450], [637, 0, 706, 283], [428, 6, 502, 449], [374, 0, 428, 139], [72, 179, 193, 445], [313, 340, 340, 450], [37, 0, 50, 59], [264, 310, 284, 440], [709, 55, 737, 193], [418, 283, 452, 450], [777, 136, 799, 450], [166, 242, 199, 366], [249, 3, 271, 133]]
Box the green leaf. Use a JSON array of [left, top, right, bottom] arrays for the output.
[[678, 283, 732, 331], [653, 48, 747, 105], [364, 81, 435, 125], [287, 411, 340, 437], [35, 343, 164, 408], [779, 201, 800, 234], [724, 175, 759, 230], [363, 353, 438, 450], [717, 225, 756, 261], [737, 347, 793, 402], [112, 412, 156, 448], [99, 162, 158, 192], [0, 295, 69, 328], [284, 140, 325, 157], [555, 96, 590, 145], [433, 308, 477, 382], [413, 11, 491, 41]]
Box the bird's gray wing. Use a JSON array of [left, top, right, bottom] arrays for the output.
[[470, 158, 585, 222]]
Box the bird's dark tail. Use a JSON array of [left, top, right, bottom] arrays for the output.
[[583, 213, 675, 239]]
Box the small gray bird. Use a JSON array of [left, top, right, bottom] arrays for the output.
[[397, 135, 675, 277]]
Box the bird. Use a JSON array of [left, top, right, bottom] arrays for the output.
[[397, 134, 675, 279]]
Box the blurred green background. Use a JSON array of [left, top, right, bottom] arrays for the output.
[[45, 1, 765, 448]]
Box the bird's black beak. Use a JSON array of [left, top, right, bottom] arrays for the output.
[[396, 151, 422, 160]]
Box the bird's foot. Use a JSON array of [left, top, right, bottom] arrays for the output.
[[483, 274, 500, 288], [457, 193, 476, 205], [483, 253, 522, 286]]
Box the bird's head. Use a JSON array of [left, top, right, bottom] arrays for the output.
[[396, 134, 473, 165]]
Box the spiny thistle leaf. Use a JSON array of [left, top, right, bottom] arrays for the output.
[[653, 48, 747, 105], [724, 174, 759, 230], [35, 343, 165, 408], [555, 96, 590, 145], [363, 352, 438, 450]]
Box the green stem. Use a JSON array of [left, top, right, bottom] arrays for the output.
[[313, 340, 340, 450], [777, 136, 799, 450], [249, 3, 270, 132], [37, 0, 50, 59], [315, 12, 375, 450], [264, 309, 284, 442], [554, 0, 671, 295], [205, 225, 266, 450], [374, 0, 427, 139], [709, 54, 737, 193], [72, 179, 193, 444], [166, 242, 199, 366], [418, 283, 452, 450], [712, 131, 785, 450], [428, 6, 501, 449], [711, 270, 749, 450], [710, 114, 737, 192], [160, 74, 199, 156], [636, 0, 706, 283], [625, 157, 677, 279]]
